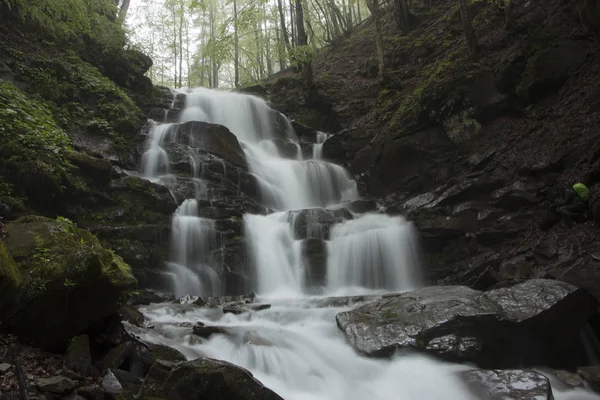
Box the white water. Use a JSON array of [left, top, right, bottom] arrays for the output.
[[135, 87, 600, 400], [312, 131, 330, 160], [134, 296, 481, 400]]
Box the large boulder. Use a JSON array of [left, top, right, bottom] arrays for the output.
[[1, 216, 137, 348], [335, 279, 597, 368], [517, 41, 589, 103], [164, 121, 247, 168], [162, 358, 283, 400]]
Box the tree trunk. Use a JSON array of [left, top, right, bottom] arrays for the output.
[[254, 23, 263, 78], [276, 28, 286, 70], [178, 0, 184, 88], [209, 2, 218, 88], [366, 0, 384, 77], [290, 0, 296, 46], [185, 18, 191, 87], [264, 2, 273, 75], [357, 0, 362, 22], [117, 0, 131, 25], [394, 0, 410, 32], [234, 0, 239, 87], [458, 0, 477, 57], [172, 3, 178, 87], [277, 0, 292, 52], [296, 0, 308, 46]]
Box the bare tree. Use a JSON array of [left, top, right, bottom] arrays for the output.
[[366, 0, 385, 77]]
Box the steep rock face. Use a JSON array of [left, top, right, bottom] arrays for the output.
[[2, 216, 137, 348], [335, 279, 597, 368]]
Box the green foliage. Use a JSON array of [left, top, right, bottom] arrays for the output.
[[2, 0, 125, 51], [289, 45, 316, 69], [0, 80, 72, 187]]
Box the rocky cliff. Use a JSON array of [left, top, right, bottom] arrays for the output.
[[250, 0, 600, 303]]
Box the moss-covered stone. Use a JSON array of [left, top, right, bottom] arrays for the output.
[[118, 305, 145, 327], [2, 216, 137, 348], [0, 242, 23, 316], [65, 334, 93, 376], [0, 80, 72, 202], [163, 358, 283, 400]]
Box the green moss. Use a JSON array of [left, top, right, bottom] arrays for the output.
[[2, 216, 137, 347], [0, 80, 72, 190], [150, 344, 186, 363], [0, 242, 23, 312]]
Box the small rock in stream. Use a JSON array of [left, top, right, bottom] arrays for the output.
[[192, 325, 228, 338], [223, 304, 271, 315]]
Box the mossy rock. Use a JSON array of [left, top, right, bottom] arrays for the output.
[[0, 242, 23, 316], [65, 334, 93, 376], [2, 216, 137, 348], [0, 80, 72, 203], [516, 41, 588, 104], [163, 358, 283, 400]]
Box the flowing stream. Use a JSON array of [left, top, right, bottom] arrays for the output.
[[136, 87, 600, 399]]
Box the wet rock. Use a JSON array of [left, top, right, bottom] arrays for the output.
[[335, 279, 598, 368], [66, 151, 112, 184], [223, 304, 272, 315], [65, 335, 92, 377], [345, 199, 378, 213], [426, 177, 503, 208], [163, 358, 283, 400], [289, 208, 353, 240], [0, 364, 12, 374], [302, 238, 328, 287], [517, 41, 589, 103], [192, 325, 228, 338], [167, 121, 247, 168], [95, 342, 134, 372], [142, 343, 187, 365], [110, 369, 142, 393], [414, 210, 478, 252], [118, 306, 145, 328], [101, 371, 122, 395], [36, 376, 75, 394], [270, 139, 301, 159], [142, 360, 178, 395], [490, 181, 542, 211], [76, 385, 106, 400], [2, 216, 137, 348], [314, 295, 381, 308], [109, 176, 177, 215], [555, 370, 585, 387], [577, 366, 600, 384], [193, 294, 256, 308], [462, 369, 553, 399], [127, 289, 173, 306]]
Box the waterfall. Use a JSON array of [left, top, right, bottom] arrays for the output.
[[133, 87, 600, 400], [168, 199, 220, 297], [138, 87, 418, 295], [312, 131, 330, 160]]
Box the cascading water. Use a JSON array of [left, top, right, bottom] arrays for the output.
[[134, 87, 600, 400], [312, 131, 330, 160]]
